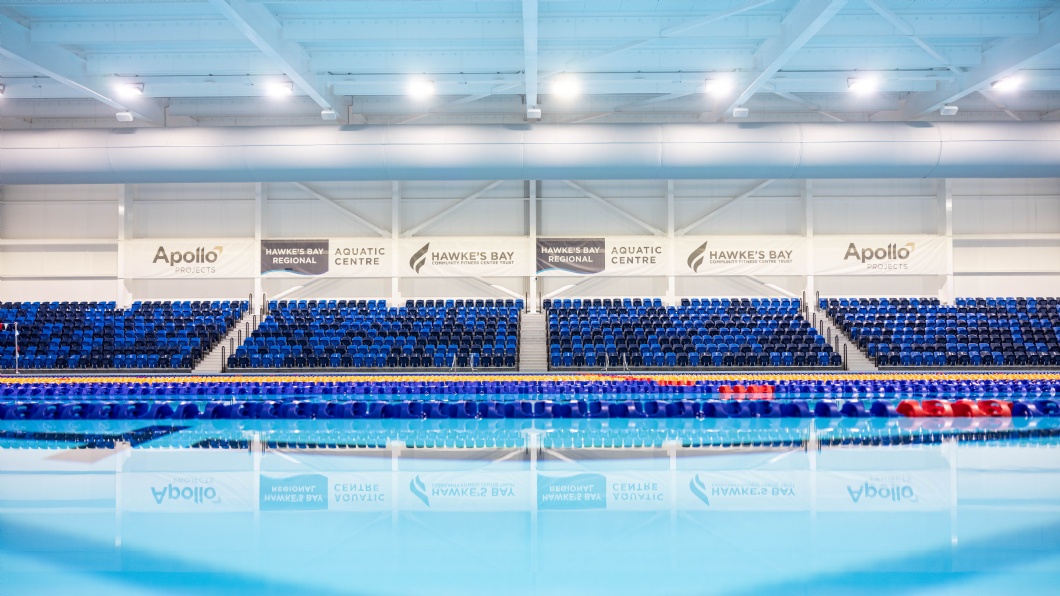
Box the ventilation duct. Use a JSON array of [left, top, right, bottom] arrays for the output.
[[2, 122, 1058, 184]]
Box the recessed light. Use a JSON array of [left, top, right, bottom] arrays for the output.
[[847, 77, 878, 94], [991, 76, 1020, 92], [267, 82, 294, 97], [552, 77, 580, 97], [408, 80, 435, 98], [704, 79, 732, 95], [116, 83, 144, 97]]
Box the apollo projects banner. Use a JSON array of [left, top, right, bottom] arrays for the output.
[[537, 237, 668, 276], [126, 239, 257, 279], [814, 236, 947, 275]]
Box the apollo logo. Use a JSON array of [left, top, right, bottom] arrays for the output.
[[846, 482, 918, 504], [687, 241, 708, 273], [410, 475, 430, 506], [689, 474, 710, 506], [153, 246, 223, 266], [844, 242, 915, 263], [151, 483, 218, 505], [410, 243, 430, 274]]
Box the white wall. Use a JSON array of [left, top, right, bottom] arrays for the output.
[[2, 178, 1058, 304]]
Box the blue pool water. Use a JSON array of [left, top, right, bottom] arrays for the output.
[[2, 416, 1060, 595]]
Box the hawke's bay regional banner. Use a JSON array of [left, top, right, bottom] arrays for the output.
[[676, 236, 806, 276], [401, 237, 531, 277], [126, 239, 257, 278], [536, 237, 668, 276], [261, 239, 390, 277], [813, 235, 947, 275]]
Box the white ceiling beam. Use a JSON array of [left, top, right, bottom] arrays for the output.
[[402, 181, 505, 238], [863, 0, 960, 76], [0, 14, 166, 124], [291, 183, 389, 237], [771, 90, 846, 122], [206, 0, 344, 118], [522, 0, 539, 115], [709, 0, 847, 121], [659, 0, 775, 36], [900, 10, 1060, 118], [677, 180, 775, 236], [563, 181, 665, 237], [614, 91, 699, 111], [976, 90, 1022, 121]]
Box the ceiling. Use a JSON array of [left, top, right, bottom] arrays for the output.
[[1, 0, 1059, 129]]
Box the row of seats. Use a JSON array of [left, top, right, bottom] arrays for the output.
[[0, 301, 246, 369], [228, 299, 520, 369], [548, 299, 839, 369], [822, 297, 1060, 367]]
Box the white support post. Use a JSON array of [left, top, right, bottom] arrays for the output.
[[116, 185, 130, 307], [938, 178, 954, 304], [666, 180, 676, 306], [254, 182, 264, 312], [803, 180, 815, 305], [528, 180, 539, 313], [391, 182, 402, 307]]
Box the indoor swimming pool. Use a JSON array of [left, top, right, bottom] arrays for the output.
[[2, 374, 1060, 595]]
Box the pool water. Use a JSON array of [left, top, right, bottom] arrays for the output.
[[2, 413, 1060, 596]]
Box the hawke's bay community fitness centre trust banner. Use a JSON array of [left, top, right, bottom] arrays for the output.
[[124, 236, 952, 278]]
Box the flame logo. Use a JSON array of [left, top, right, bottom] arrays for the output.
[[904, 242, 915, 253], [410, 475, 429, 507], [410, 243, 430, 274], [690, 474, 710, 506], [213, 246, 224, 255], [687, 241, 708, 273]]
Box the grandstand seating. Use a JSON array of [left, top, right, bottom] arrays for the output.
[[545, 297, 840, 369], [227, 298, 521, 369], [821, 297, 1060, 367], [0, 300, 247, 370]]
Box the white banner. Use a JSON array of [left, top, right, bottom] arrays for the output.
[[677, 236, 807, 276], [678, 471, 810, 511], [399, 471, 529, 511], [816, 470, 949, 511], [814, 235, 948, 275], [401, 237, 531, 277], [261, 239, 391, 278], [123, 472, 254, 512], [328, 472, 391, 511], [126, 239, 257, 279], [537, 237, 669, 276]]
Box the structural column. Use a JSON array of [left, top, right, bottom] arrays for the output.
[[116, 185, 131, 307], [528, 180, 538, 313], [803, 180, 815, 304], [666, 180, 676, 306], [253, 182, 265, 312], [391, 182, 402, 306], [937, 178, 954, 304]]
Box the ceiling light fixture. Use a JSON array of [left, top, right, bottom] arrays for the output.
[[704, 79, 732, 95], [0, 84, 5, 97], [115, 111, 134, 122], [732, 106, 749, 118], [320, 108, 338, 121], [551, 77, 580, 97], [266, 81, 294, 97], [991, 76, 1020, 92], [847, 77, 878, 94], [408, 80, 435, 98], [939, 105, 959, 116], [116, 82, 144, 97]]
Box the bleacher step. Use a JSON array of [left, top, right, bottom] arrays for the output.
[[193, 310, 258, 374], [519, 312, 548, 372]]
